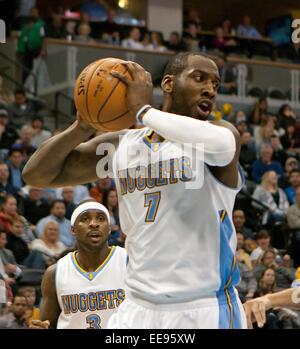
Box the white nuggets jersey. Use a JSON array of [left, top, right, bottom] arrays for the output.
[[112, 127, 244, 304], [56, 246, 127, 329]]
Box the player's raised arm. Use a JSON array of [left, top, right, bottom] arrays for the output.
[[37, 264, 60, 329], [112, 61, 239, 168], [22, 114, 124, 188]]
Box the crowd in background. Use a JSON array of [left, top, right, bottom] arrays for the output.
[[5, 1, 299, 86], [0, 1, 300, 330]]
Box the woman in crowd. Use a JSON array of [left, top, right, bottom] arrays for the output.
[[25, 220, 66, 269], [255, 267, 277, 296], [250, 98, 269, 125], [103, 188, 125, 247], [150, 32, 167, 52], [254, 267, 300, 329], [252, 171, 289, 248], [252, 171, 289, 224], [253, 249, 277, 281], [0, 195, 34, 243], [221, 18, 236, 36], [280, 120, 300, 157], [278, 104, 297, 130]]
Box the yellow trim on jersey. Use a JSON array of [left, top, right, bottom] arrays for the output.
[[224, 255, 236, 329], [94, 246, 116, 273], [71, 246, 116, 281], [145, 130, 154, 143], [220, 209, 227, 222], [225, 288, 233, 329], [143, 129, 167, 152]]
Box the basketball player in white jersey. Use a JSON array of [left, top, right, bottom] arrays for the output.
[[30, 200, 127, 329], [23, 52, 246, 328]]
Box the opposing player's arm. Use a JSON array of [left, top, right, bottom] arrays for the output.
[[23, 117, 127, 187], [39, 264, 60, 329], [244, 288, 300, 329]]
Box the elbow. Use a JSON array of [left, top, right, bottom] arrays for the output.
[[22, 165, 47, 187], [205, 138, 236, 166], [213, 128, 237, 166], [22, 165, 33, 185], [22, 167, 35, 186], [205, 151, 234, 167]]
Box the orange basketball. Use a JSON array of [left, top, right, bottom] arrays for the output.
[[74, 58, 135, 131]]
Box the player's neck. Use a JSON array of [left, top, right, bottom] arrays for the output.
[[76, 244, 111, 272], [150, 131, 164, 143]]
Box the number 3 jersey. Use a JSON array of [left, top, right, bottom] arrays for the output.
[[112, 127, 244, 304], [55, 246, 127, 329]]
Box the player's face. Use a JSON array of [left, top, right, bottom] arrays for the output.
[[73, 210, 110, 250], [169, 56, 220, 120]]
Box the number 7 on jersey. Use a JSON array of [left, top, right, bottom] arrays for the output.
[[144, 192, 161, 222]]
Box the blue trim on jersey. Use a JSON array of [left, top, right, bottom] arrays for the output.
[[218, 210, 240, 289], [218, 210, 241, 328], [217, 288, 243, 329], [218, 296, 231, 329], [71, 246, 116, 282], [232, 298, 243, 329]]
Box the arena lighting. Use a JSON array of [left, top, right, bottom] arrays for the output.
[[118, 0, 129, 9]]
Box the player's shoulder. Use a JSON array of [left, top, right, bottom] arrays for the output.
[[89, 127, 145, 150], [112, 246, 128, 266], [113, 246, 127, 258], [42, 263, 57, 286], [120, 126, 148, 137], [55, 251, 73, 270]]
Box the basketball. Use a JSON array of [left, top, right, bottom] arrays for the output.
[[74, 57, 135, 131]]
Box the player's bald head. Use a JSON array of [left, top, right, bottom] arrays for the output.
[[163, 52, 217, 79]]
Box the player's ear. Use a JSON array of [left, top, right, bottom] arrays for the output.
[[161, 75, 174, 94], [71, 227, 75, 236]]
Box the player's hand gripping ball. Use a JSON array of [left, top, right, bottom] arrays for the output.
[[74, 58, 135, 131]]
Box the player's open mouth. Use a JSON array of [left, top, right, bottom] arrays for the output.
[[88, 232, 101, 241], [197, 100, 213, 118]]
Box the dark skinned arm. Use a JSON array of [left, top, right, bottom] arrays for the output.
[[40, 264, 60, 329], [22, 116, 127, 188]]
